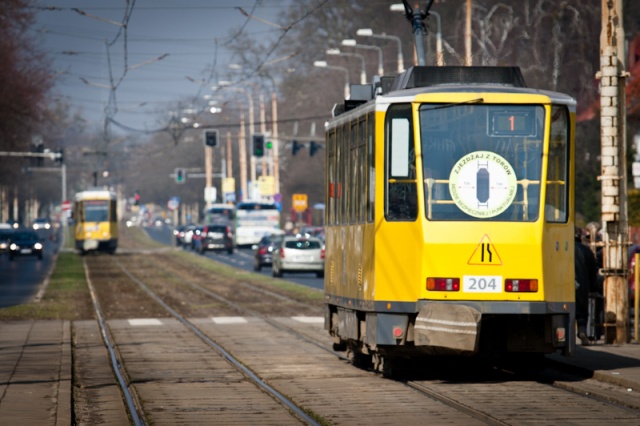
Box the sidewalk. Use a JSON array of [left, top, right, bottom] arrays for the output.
[[0, 320, 71, 426], [548, 340, 640, 390], [1, 319, 640, 425]]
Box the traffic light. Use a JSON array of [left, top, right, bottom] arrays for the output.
[[292, 140, 303, 155], [175, 168, 185, 184], [204, 129, 218, 147], [54, 148, 64, 165], [252, 134, 265, 157], [309, 141, 321, 157]]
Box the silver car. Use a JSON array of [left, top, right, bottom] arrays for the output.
[[272, 236, 324, 278]]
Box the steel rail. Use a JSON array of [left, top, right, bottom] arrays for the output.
[[115, 260, 320, 426], [82, 259, 145, 426]]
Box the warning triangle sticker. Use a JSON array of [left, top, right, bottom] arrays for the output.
[[468, 234, 503, 265]]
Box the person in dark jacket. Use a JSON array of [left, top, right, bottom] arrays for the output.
[[575, 227, 599, 346]]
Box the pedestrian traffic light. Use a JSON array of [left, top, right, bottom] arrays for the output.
[[175, 168, 185, 183], [292, 140, 303, 155], [309, 141, 321, 157], [204, 129, 218, 147], [252, 134, 265, 157]]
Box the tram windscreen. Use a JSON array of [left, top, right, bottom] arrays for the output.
[[84, 200, 109, 222], [419, 104, 545, 221]]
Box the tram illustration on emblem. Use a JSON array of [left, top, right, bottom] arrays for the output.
[[449, 151, 517, 218]]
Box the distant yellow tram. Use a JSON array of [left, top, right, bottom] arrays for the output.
[[74, 188, 118, 254], [323, 66, 576, 372]]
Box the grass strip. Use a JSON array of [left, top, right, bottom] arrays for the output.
[[0, 252, 92, 320]]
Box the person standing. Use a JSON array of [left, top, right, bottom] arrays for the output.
[[575, 227, 599, 346]]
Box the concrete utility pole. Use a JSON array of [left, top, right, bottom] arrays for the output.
[[599, 0, 629, 343]]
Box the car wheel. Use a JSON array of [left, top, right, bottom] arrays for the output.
[[254, 261, 261, 271], [9, 254, 14, 261], [227, 247, 233, 255], [316, 271, 324, 278], [37, 254, 43, 260]]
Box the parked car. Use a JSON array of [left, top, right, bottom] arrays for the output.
[[252, 233, 284, 271], [196, 224, 234, 254], [180, 224, 197, 248], [272, 236, 324, 278], [190, 226, 205, 250], [8, 230, 43, 260], [173, 225, 186, 246]]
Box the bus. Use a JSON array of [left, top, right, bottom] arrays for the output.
[[234, 201, 282, 247], [74, 188, 118, 254], [203, 203, 236, 225]]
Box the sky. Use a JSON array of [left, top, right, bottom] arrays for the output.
[[33, 0, 291, 134]]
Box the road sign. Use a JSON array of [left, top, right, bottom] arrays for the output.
[[167, 196, 180, 211], [61, 200, 72, 212], [258, 176, 274, 196], [204, 186, 217, 203], [292, 193, 308, 212]]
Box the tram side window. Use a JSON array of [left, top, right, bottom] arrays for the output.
[[327, 130, 336, 226], [336, 125, 343, 225], [545, 106, 569, 223], [350, 121, 358, 224], [358, 117, 366, 223], [367, 112, 375, 223], [385, 104, 418, 221]]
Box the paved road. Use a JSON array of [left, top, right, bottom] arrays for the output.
[[144, 225, 325, 290], [0, 227, 59, 308]]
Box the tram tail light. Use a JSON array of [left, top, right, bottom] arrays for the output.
[[505, 279, 538, 292], [427, 278, 460, 291], [321, 248, 325, 259]]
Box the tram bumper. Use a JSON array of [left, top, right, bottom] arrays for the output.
[[414, 303, 481, 353]]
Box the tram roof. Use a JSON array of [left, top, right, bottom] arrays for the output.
[[74, 188, 116, 201], [330, 66, 576, 119]]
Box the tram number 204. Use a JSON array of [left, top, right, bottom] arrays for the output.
[[463, 276, 501, 293]]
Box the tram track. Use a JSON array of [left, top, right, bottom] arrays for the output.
[[77, 247, 640, 425]]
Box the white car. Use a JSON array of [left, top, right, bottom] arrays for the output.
[[272, 236, 324, 278]]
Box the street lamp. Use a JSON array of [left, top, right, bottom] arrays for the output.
[[342, 39, 384, 76], [214, 81, 255, 200], [356, 28, 405, 73], [314, 60, 350, 99], [326, 48, 367, 84]]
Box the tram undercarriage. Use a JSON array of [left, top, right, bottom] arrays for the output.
[[327, 302, 574, 374]]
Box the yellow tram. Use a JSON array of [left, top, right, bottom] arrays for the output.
[[323, 66, 576, 371], [74, 188, 118, 254]]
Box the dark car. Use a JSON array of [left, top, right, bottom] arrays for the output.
[[8, 230, 43, 260], [253, 233, 284, 271], [196, 224, 234, 254]]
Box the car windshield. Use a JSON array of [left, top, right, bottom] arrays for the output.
[[13, 231, 38, 241], [285, 240, 321, 250]]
